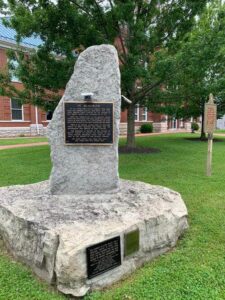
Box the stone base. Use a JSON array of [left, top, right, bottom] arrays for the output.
[[30, 124, 47, 136], [184, 122, 192, 131], [0, 125, 47, 137], [0, 126, 31, 137], [119, 123, 142, 135], [153, 122, 168, 133], [0, 180, 188, 297]]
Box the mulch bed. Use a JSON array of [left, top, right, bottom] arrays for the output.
[[119, 146, 160, 154], [185, 137, 223, 142]]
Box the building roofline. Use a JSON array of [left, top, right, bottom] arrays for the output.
[[0, 39, 36, 52], [0, 17, 42, 48]]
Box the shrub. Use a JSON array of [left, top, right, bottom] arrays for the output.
[[191, 122, 199, 132], [140, 123, 153, 133]]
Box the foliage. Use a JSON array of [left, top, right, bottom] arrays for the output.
[[149, 0, 225, 124], [1, 134, 225, 299], [191, 122, 199, 132], [0, 0, 208, 146], [140, 123, 153, 133]]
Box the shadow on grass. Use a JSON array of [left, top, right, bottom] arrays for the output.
[[184, 137, 224, 142], [119, 146, 161, 154]]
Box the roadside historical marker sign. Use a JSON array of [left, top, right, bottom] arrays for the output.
[[204, 94, 217, 134], [64, 102, 113, 145], [204, 94, 217, 176]]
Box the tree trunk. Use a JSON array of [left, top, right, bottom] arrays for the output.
[[126, 104, 136, 148], [200, 105, 206, 140]]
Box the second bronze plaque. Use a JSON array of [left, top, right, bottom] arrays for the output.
[[124, 229, 139, 257]]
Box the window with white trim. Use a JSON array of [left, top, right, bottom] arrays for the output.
[[11, 98, 23, 120], [141, 107, 148, 121], [172, 117, 177, 129], [180, 118, 184, 128], [8, 59, 20, 82], [46, 111, 53, 120], [134, 105, 139, 121]]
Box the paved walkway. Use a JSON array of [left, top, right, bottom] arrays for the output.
[[0, 142, 48, 150], [120, 130, 188, 138], [1, 131, 224, 150], [213, 133, 225, 137]]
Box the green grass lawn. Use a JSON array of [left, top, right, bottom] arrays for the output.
[[0, 133, 225, 300], [0, 137, 48, 146], [215, 129, 225, 134]]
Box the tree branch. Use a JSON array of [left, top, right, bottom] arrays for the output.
[[93, 0, 110, 41], [69, 0, 93, 17], [108, 0, 128, 63], [134, 80, 162, 100], [118, 54, 126, 65], [108, 0, 114, 10]]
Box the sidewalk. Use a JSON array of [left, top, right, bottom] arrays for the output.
[[0, 142, 48, 150], [120, 129, 189, 138], [213, 133, 225, 136], [0, 131, 191, 150], [5, 130, 225, 150]]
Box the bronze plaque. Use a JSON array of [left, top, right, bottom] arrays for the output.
[[64, 102, 113, 145], [124, 229, 139, 257], [86, 236, 121, 279]]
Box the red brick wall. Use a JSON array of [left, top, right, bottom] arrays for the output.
[[120, 107, 154, 124], [0, 47, 49, 127], [0, 95, 48, 126], [0, 97, 11, 120], [23, 103, 31, 121], [120, 110, 127, 122], [0, 48, 7, 73]]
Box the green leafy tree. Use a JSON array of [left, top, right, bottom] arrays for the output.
[[0, 0, 208, 146], [149, 0, 225, 139]]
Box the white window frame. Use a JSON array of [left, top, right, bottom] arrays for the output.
[[134, 105, 139, 121], [141, 107, 148, 122], [8, 58, 21, 83], [10, 98, 24, 121], [46, 111, 53, 121], [172, 117, 177, 129], [180, 119, 184, 128]]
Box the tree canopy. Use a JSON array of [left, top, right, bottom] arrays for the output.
[[149, 0, 225, 132], [0, 0, 209, 146]]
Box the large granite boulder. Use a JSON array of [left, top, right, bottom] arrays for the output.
[[0, 180, 188, 297]]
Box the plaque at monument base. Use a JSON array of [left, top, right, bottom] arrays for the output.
[[86, 236, 121, 279], [124, 229, 139, 257], [64, 102, 113, 145]]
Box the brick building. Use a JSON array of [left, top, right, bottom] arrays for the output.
[[0, 18, 49, 137], [0, 18, 191, 137]]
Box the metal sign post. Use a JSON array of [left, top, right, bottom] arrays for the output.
[[204, 94, 217, 176]]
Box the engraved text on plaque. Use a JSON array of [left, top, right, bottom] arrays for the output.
[[64, 102, 113, 145], [86, 236, 121, 279]]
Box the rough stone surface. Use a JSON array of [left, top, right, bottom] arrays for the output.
[[48, 45, 121, 195], [0, 180, 188, 297]]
